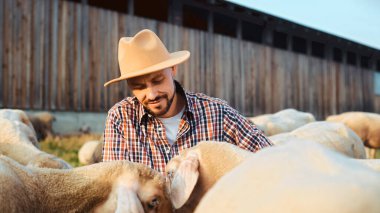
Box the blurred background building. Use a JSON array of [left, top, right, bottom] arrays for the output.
[[1, 0, 380, 129]]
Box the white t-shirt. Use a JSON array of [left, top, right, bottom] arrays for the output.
[[158, 107, 185, 145]]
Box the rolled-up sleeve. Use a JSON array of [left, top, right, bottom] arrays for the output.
[[102, 109, 129, 161], [223, 108, 272, 152]]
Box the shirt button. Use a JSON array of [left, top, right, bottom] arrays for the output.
[[157, 127, 163, 131]]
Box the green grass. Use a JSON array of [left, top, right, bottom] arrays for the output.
[[39, 134, 102, 167]]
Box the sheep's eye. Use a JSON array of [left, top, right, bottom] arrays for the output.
[[147, 197, 160, 209]]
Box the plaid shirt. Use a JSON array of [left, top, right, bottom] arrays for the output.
[[103, 81, 272, 173]]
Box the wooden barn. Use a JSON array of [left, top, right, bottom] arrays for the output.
[[1, 0, 380, 120]]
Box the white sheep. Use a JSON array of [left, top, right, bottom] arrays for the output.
[[0, 118, 72, 169], [78, 140, 103, 165], [195, 142, 380, 213], [165, 141, 252, 212], [248, 108, 316, 136], [0, 155, 172, 213], [354, 159, 380, 172], [0, 109, 38, 147], [27, 111, 56, 141], [326, 111, 380, 158], [269, 121, 366, 159]]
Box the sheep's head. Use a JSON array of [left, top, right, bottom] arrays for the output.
[[13, 120, 39, 147], [96, 163, 173, 213], [29, 112, 56, 140], [137, 176, 172, 213], [134, 164, 173, 213]]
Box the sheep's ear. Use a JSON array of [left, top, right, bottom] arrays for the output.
[[115, 183, 144, 213], [169, 152, 200, 209]]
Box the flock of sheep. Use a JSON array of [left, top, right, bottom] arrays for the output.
[[0, 108, 380, 212]]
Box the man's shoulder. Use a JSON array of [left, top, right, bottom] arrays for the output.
[[186, 91, 231, 109], [108, 97, 138, 115]]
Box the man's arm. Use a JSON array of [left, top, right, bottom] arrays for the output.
[[223, 108, 272, 152], [102, 110, 129, 161]]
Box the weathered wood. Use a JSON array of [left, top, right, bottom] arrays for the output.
[[65, 1, 74, 110], [0, 1, 5, 105], [0, 0, 3, 107], [56, 0, 65, 110], [36, 0, 45, 109], [12, 0, 21, 108], [30, 0, 39, 109], [49, 0, 59, 110], [20, 0, 30, 109], [88, 6, 95, 111], [96, 8, 105, 111], [80, 0, 89, 111], [73, 2, 81, 111], [1, 0, 379, 118]]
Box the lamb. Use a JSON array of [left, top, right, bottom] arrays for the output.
[[0, 109, 38, 147], [165, 141, 253, 213], [27, 111, 56, 141], [269, 121, 366, 159], [78, 140, 103, 165], [0, 118, 72, 169], [0, 155, 172, 213], [326, 111, 380, 158], [248, 108, 316, 136], [195, 142, 380, 213]]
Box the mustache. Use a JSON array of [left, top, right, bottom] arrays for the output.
[[145, 95, 166, 104]]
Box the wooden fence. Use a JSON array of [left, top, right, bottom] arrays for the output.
[[1, 0, 379, 119]]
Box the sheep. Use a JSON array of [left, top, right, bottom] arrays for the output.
[[165, 141, 253, 213], [78, 140, 103, 165], [326, 111, 380, 158], [0, 109, 38, 147], [353, 159, 380, 172], [79, 124, 91, 134], [0, 155, 172, 213], [247, 113, 271, 133], [27, 111, 56, 141], [248, 108, 316, 136], [0, 117, 72, 169], [269, 121, 366, 159], [195, 141, 380, 213], [0, 109, 35, 130]]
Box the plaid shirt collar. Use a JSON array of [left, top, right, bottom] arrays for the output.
[[135, 81, 195, 125]]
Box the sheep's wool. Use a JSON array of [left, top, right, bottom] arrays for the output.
[[195, 142, 380, 213]]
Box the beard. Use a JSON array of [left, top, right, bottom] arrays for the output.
[[143, 91, 176, 117]]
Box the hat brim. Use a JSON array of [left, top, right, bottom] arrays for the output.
[[104, 50, 190, 87]]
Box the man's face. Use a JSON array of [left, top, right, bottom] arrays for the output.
[[127, 67, 176, 117]]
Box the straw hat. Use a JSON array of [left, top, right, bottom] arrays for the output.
[[104, 29, 190, 87]]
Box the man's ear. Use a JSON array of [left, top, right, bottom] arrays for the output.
[[171, 66, 177, 77]]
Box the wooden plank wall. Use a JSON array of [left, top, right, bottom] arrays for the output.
[[1, 0, 379, 119]]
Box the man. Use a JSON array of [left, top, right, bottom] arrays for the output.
[[103, 29, 272, 173]]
